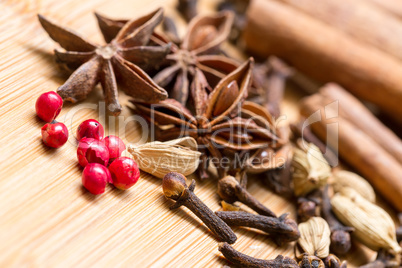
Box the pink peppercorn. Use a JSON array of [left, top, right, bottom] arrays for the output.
[[41, 120, 69, 148], [35, 91, 63, 122], [76, 119, 104, 141], [82, 163, 111, 195], [103, 135, 126, 162], [77, 138, 109, 167], [109, 157, 140, 190]]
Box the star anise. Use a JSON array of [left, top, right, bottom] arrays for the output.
[[94, 11, 242, 107], [132, 58, 281, 179], [38, 8, 170, 115]]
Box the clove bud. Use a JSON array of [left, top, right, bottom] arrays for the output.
[[217, 175, 276, 217], [218, 242, 299, 268], [322, 184, 354, 255], [298, 254, 325, 268], [215, 211, 300, 244], [324, 254, 348, 268], [297, 197, 320, 222], [162, 172, 237, 244]]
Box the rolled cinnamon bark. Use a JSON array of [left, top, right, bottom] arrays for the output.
[[274, 0, 402, 62], [300, 93, 402, 211], [319, 83, 402, 165], [244, 0, 402, 121]]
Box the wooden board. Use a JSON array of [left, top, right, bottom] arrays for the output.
[[0, 0, 378, 266]]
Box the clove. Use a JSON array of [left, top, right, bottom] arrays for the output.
[[324, 254, 348, 268], [162, 16, 180, 44], [263, 57, 294, 119], [322, 185, 354, 255], [297, 197, 320, 222], [177, 0, 197, 22], [396, 213, 402, 243], [290, 122, 338, 167], [218, 175, 276, 217], [218, 242, 299, 268], [298, 254, 324, 268], [215, 211, 300, 244], [162, 172, 237, 244], [263, 157, 293, 199]]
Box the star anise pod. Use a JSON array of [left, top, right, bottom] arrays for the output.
[[132, 58, 280, 179], [95, 11, 242, 107], [38, 8, 170, 115]]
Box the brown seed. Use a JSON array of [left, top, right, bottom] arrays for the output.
[[162, 172, 237, 244]]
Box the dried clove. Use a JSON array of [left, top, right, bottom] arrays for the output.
[[322, 185, 354, 255], [162, 16, 181, 44], [263, 156, 293, 198], [162, 172, 237, 244], [217, 175, 276, 217], [177, 0, 198, 22], [262, 57, 293, 119], [216, 0, 249, 43], [324, 254, 348, 268], [218, 242, 299, 268], [297, 197, 320, 222], [298, 254, 325, 268], [290, 122, 337, 167], [396, 213, 402, 243], [215, 211, 300, 243]]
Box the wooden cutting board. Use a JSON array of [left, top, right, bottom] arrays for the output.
[[0, 0, 377, 266]]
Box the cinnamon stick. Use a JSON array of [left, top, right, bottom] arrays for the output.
[[244, 0, 402, 121], [300, 94, 402, 211], [274, 0, 402, 62], [319, 83, 402, 165]]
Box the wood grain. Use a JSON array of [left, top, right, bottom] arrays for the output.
[[0, 0, 376, 266]]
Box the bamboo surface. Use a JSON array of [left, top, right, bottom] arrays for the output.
[[0, 0, 380, 267]]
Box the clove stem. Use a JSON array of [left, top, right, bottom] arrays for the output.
[[218, 176, 276, 217], [162, 16, 180, 44], [218, 242, 299, 268], [177, 0, 197, 22], [322, 184, 354, 255], [263, 57, 293, 119], [163, 172, 237, 244], [215, 211, 300, 243]]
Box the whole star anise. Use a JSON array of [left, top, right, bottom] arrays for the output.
[[132, 58, 280, 179], [38, 8, 170, 115], [94, 11, 242, 107]]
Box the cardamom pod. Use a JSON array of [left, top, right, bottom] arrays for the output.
[[127, 137, 201, 179], [296, 217, 331, 259], [292, 142, 331, 196], [332, 170, 375, 202], [331, 187, 401, 253]]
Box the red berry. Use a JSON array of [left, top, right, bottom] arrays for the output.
[[103, 135, 126, 161], [41, 121, 69, 148], [109, 157, 140, 190], [77, 138, 109, 167], [76, 119, 104, 141], [36, 91, 63, 122], [82, 163, 111, 195]]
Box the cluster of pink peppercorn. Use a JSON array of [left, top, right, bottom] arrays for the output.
[[76, 119, 140, 194], [35, 91, 140, 195]]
